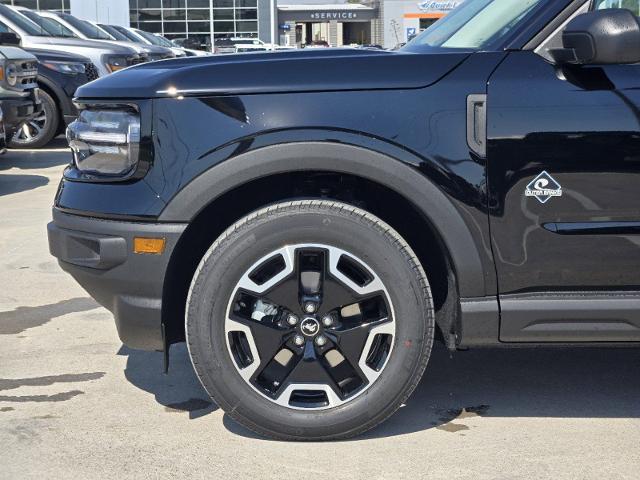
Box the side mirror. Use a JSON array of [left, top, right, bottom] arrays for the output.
[[551, 8, 640, 65], [0, 32, 20, 46]]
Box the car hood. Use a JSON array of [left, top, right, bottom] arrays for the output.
[[76, 48, 471, 99], [25, 47, 90, 63], [0, 46, 36, 61], [24, 35, 134, 54]]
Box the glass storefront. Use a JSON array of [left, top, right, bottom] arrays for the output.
[[0, 0, 71, 12], [129, 0, 259, 50]]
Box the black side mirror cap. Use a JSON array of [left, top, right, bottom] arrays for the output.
[[0, 32, 21, 46], [550, 8, 640, 65]]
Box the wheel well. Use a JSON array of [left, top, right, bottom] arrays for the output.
[[36, 82, 63, 134], [162, 171, 460, 347]]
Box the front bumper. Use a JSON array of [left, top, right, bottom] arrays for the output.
[[1, 89, 42, 136], [47, 208, 186, 350]]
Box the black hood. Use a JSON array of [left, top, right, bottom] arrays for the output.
[[25, 47, 91, 64], [76, 48, 470, 99]]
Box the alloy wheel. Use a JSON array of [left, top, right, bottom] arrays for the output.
[[12, 110, 47, 146], [225, 243, 395, 410]]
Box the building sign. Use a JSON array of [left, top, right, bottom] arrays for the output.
[[278, 7, 377, 23], [417, 1, 462, 13], [309, 11, 359, 20]]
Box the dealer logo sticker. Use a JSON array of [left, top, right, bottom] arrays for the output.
[[525, 171, 562, 204]]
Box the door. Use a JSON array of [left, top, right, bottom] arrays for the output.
[[487, 1, 640, 341]]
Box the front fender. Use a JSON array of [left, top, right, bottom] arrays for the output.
[[159, 141, 488, 298]]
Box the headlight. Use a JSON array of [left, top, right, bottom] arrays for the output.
[[103, 54, 129, 73], [5, 63, 17, 86], [66, 107, 140, 177], [42, 61, 86, 74]]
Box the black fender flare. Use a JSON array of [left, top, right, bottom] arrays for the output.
[[159, 142, 487, 297]]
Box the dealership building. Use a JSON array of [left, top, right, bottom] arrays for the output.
[[0, 0, 462, 49]]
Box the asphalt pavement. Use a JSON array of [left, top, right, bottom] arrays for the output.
[[1, 140, 639, 479]]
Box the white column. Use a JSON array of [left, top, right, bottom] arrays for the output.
[[70, 0, 130, 27]]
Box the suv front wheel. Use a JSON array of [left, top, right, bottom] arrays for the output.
[[186, 200, 434, 440]]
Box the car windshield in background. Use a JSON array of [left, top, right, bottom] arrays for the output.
[[20, 10, 77, 38], [112, 25, 142, 42], [405, 0, 551, 51], [98, 24, 130, 41], [135, 29, 167, 46], [59, 13, 112, 40], [0, 5, 48, 36]]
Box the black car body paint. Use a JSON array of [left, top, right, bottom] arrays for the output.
[[48, 0, 640, 352]]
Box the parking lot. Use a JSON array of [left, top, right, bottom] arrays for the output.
[[1, 143, 640, 479]]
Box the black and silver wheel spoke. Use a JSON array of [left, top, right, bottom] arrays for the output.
[[225, 243, 395, 410]]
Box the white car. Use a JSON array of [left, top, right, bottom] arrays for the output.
[[216, 37, 296, 54], [37, 11, 174, 61], [0, 4, 137, 77], [107, 26, 187, 58]]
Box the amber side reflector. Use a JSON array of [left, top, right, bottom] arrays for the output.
[[134, 237, 166, 255], [0, 67, 4, 81]]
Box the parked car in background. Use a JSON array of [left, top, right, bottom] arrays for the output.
[[0, 4, 138, 77], [303, 40, 330, 48], [10, 47, 90, 149], [106, 25, 187, 58], [0, 34, 39, 140], [213, 37, 238, 54], [36, 11, 174, 61], [151, 33, 210, 56], [214, 37, 295, 54]]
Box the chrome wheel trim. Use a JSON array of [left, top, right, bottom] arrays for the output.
[[225, 243, 396, 410]]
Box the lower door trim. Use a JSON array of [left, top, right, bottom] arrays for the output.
[[500, 291, 640, 342]]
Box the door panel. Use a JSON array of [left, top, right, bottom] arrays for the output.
[[487, 50, 640, 339]]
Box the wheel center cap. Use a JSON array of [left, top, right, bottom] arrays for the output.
[[300, 317, 320, 337]]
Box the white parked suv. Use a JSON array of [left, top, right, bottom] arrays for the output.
[[0, 4, 137, 77], [106, 25, 188, 58], [35, 11, 174, 62]]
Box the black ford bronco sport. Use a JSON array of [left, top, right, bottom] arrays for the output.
[[48, 0, 640, 440]]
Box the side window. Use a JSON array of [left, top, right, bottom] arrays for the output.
[[593, 0, 640, 15], [0, 20, 14, 34]]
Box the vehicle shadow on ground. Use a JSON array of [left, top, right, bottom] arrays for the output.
[[118, 343, 218, 419], [0, 137, 69, 172], [0, 173, 48, 197], [120, 342, 640, 438]]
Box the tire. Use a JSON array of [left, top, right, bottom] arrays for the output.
[[186, 200, 435, 441], [9, 89, 59, 149]]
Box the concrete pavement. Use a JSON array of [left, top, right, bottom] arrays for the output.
[[1, 141, 639, 479]]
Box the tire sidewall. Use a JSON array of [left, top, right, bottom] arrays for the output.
[[187, 203, 434, 439], [9, 89, 59, 149]]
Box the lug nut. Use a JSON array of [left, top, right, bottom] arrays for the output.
[[294, 335, 305, 346], [287, 314, 298, 326], [315, 335, 327, 347], [321, 315, 333, 327], [304, 302, 317, 313]]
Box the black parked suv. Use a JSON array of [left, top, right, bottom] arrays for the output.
[[10, 48, 92, 148], [48, 0, 640, 440]]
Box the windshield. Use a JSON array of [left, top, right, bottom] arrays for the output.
[[98, 24, 130, 41], [135, 29, 170, 46], [0, 5, 48, 36], [58, 13, 112, 40], [406, 0, 551, 50], [112, 25, 142, 42], [21, 10, 77, 38]]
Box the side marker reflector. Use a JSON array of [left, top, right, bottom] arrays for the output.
[[134, 237, 166, 255]]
